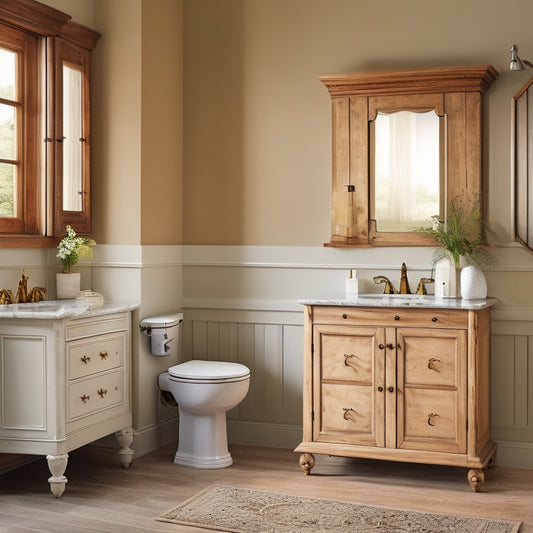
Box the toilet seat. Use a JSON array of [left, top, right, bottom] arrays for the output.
[[168, 360, 250, 384]]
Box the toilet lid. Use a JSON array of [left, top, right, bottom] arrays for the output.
[[168, 360, 250, 381]]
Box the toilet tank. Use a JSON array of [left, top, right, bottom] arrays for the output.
[[139, 312, 183, 356]]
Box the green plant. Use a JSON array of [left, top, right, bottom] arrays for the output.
[[414, 199, 496, 267], [56, 225, 96, 274]]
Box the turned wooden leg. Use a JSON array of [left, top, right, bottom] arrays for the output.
[[467, 468, 485, 492], [46, 454, 68, 497], [299, 453, 315, 475], [115, 427, 134, 468]]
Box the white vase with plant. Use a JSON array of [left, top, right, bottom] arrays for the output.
[[415, 199, 495, 299], [56, 225, 96, 299]]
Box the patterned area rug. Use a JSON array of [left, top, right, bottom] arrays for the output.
[[157, 484, 521, 533]]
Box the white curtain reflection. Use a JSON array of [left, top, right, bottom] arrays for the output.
[[374, 110, 440, 232]]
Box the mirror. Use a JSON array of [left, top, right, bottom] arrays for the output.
[[62, 63, 83, 212], [371, 110, 444, 232]]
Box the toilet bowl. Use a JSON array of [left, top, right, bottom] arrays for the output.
[[158, 359, 250, 469]]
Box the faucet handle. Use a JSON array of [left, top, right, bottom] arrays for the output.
[[416, 277, 434, 295]]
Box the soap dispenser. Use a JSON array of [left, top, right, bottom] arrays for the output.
[[345, 269, 359, 301]]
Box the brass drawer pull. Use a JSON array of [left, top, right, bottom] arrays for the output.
[[427, 413, 440, 426], [99, 351, 109, 360], [97, 388, 108, 398], [428, 357, 441, 371], [81, 355, 90, 364], [80, 394, 90, 403], [342, 407, 358, 422]]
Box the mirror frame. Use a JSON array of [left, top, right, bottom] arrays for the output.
[[514, 75, 533, 251], [320, 65, 498, 247]]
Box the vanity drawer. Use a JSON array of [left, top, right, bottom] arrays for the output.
[[67, 332, 125, 380], [318, 326, 379, 383], [398, 388, 465, 453], [67, 369, 125, 421], [400, 329, 466, 388], [66, 313, 129, 341], [311, 306, 468, 329]]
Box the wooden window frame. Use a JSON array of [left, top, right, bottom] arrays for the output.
[[0, 0, 99, 248]]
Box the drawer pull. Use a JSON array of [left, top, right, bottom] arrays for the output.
[[394, 315, 400, 321], [342, 407, 358, 422], [97, 388, 108, 398], [428, 357, 441, 371], [386, 343, 394, 350], [432, 317, 438, 322], [377, 386, 384, 392], [388, 386, 394, 393], [342, 314, 348, 319], [427, 413, 440, 426], [99, 351, 109, 360], [80, 394, 90, 403], [343, 354, 358, 368], [378, 344, 385, 350], [81, 355, 90, 364]]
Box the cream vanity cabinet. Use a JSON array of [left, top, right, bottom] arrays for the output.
[[295, 301, 496, 491], [0, 303, 137, 497]]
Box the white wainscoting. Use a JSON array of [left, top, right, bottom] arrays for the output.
[[182, 245, 533, 470]]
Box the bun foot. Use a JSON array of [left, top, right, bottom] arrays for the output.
[[299, 453, 315, 475], [467, 468, 485, 492]]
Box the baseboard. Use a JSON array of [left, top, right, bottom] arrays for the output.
[[227, 420, 301, 450], [494, 440, 533, 470]]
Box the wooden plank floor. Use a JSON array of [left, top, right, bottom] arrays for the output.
[[0, 443, 532, 532]]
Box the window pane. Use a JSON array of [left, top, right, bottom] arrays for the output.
[[0, 162, 16, 217], [0, 103, 15, 160], [0, 47, 16, 100], [63, 65, 83, 212]]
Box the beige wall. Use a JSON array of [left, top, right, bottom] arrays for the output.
[[182, 0, 533, 246], [140, 0, 183, 245]]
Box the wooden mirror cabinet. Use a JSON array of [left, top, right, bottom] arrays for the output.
[[320, 65, 498, 247]]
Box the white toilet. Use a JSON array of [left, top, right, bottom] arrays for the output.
[[140, 313, 250, 469]]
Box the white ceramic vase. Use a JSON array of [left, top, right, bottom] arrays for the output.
[[434, 257, 458, 298], [460, 265, 487, 300], [56, 272, 81, 299]]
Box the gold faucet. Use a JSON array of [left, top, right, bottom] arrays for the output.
[[9, 272, 48, 304], [374, 263, 434, 295]]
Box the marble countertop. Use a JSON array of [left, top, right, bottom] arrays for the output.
[[0, 300, 139, 319], [299, 294, 497, 310]]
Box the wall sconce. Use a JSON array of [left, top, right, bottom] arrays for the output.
[[510, 44, 533, 71]]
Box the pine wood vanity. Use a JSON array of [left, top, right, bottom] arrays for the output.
[[295, 297, 496, 491], [0, 301, 137, 496]]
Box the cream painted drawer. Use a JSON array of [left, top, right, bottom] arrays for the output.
[[66, 313, 129, 341], [68, 369, 125, 421], [68, 332, 125, 380]]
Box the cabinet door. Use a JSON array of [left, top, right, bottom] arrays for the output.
[[396, 327, 467, 453], [312, 325, 385, 446]]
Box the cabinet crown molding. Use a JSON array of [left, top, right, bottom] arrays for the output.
[[319, 65, 498, 97]]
